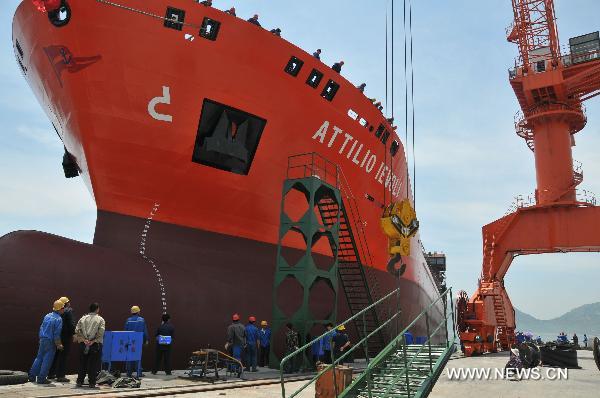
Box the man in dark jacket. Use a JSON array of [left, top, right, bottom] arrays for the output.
[[153, 314, 175, 375], [332, 325, 351, 364], [49, 296, 75, 382], [332, 61, 344, 73], [226, 314, 246, 373], [247, 14, 261, 27], [284, 323, 299, 373]]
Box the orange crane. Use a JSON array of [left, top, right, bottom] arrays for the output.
[[457, 0, 600, 356]]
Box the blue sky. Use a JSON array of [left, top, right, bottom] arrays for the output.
[[1, 0, 599, 320]]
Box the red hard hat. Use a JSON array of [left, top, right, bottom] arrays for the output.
[[249, 316, 256, 322], [232, 313, 240, 321]]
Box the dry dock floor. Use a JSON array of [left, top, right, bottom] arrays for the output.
[[1, 351, 598, 397], [431, 349, 600, 397], [0, 367, 316, 398]]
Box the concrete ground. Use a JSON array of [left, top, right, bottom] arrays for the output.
[[431, 349, 600, 398], [0, 366, 316, 398], [3, 352, 598, 397]]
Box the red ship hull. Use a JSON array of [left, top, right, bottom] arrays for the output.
[[1, 0, 444, 371]]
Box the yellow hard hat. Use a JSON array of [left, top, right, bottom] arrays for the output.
[[337, 325, 346, 331], [59, 296, 70, 304], [53, 300, 65, 311], [261, 320, 268, 326], [131, 305, 141, 314]]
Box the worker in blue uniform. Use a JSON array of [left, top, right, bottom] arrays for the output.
[[258, 320, 271, 367], [29, 300, 65, 385], [125, 305, 149, 377], [245, 316, 260, 372], [322, 323, 336, 364]]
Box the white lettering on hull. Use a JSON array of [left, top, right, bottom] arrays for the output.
[[310, 121, 403, 198], [148, 86, 173, 123]]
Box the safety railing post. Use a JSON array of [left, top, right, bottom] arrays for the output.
[[402, 334, 411, 398], [366, 367, 373, 398], [362, 311, 369, 365], [426, 312, 433, 374], [280, 364, 286, 398], [396, 278, 401, 338], [450, 288, 456, 343], [332, 351, 338, 398], [444, 291, 449, 348]]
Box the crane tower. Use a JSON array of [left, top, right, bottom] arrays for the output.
[[458, 0, 600, 356]]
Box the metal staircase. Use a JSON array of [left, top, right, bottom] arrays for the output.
[[339, 288, 457, 398], [342, 344, 450, 398], [492, 292, 513, 350], [280, 288, 457, 398], [317, 196, 386, 355]]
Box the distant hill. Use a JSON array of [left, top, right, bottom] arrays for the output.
[[515, 303, 600, 336]]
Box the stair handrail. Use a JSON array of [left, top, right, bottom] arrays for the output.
[[337, 166, 374, 267], [337, 167, 383, 307], [340, 287, 456, 398], [280, 287, 402, 398]]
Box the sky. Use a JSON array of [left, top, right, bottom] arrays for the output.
[[1, 0, 599, 320]]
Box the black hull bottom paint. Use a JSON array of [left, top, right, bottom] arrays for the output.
[[0, 211, 444, 371]]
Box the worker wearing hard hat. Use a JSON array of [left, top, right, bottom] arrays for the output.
[[323, 323, 336, 364], [124, 305, 149, 377], [332, 324, 351, 365], [225, 313, 246, 374], [48, 296, 76, 383], [245, 316, 260, 372], [28, 300, 65, 385], [258, 320, 271, 367]]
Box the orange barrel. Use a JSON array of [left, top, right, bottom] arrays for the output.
[[315, 364, 353, 398]]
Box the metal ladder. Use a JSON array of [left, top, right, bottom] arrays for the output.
[[317, 196, 386, 356]]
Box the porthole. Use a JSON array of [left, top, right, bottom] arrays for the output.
[[321, 80, 340, 101], [381, 130, 390, 144], [306, 69, 324, 88], [200, 17, 221, 40], [390, 141, 400, 156], [284, 56, 304, 77], [164, 7, 185, 31]]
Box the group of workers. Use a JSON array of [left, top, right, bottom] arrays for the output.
[[28, 298, 175, 388], [198, 1, 381, 108], [226, 314, 272, 372], [29, 298, 106, 387], [225, 315, 352, 374], [558, 332, 588, 348], [199, 2, 283, 37]]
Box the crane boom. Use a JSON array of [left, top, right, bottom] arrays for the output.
[[458, 0, 600, 356], [507, 0, 560, 66]]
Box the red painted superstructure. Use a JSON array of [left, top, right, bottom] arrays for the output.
[[2, 0, 444, 370], [459, 0, 600, 356]]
